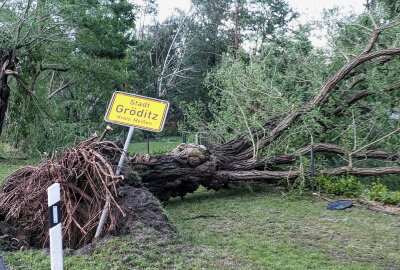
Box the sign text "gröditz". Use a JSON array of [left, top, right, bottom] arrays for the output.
[[104, 92, 169, 132]]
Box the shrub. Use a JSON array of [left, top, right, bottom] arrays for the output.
[[369, 182, 388, 202], [317, 176, 400, 205], [384, 191, 400, 205], [369, 183, 400, 205], [316, 175, 363, 198]]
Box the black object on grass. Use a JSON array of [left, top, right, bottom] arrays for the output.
[[326, 200, 353, 210]]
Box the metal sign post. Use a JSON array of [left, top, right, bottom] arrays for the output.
[[47, 183, 63, 270], [94, 126, 134, 238], [95, 91, 169, 238]]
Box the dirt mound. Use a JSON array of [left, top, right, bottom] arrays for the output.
[[75, 186, 174, 255], [116, 186, 172, 236]]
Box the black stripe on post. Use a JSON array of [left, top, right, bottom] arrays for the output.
[[48, 201, 61, 229]]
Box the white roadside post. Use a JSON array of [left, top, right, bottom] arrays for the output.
[[47, 183, 63, 270]]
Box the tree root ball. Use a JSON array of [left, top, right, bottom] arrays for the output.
[[0, 139, 173, 250], [0, 185, 172, 251]]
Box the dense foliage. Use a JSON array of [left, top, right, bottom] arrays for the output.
[[0, 0, 137, 154], [184, 3, 400, 167], [0, 0, 399, 168]]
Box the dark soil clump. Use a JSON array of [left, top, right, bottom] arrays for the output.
[[116, 186, 173, 236]]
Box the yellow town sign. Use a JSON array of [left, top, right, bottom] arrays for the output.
[[104, 92, 169, 132]]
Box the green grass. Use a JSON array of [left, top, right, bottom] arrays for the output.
[[128, 136, 181, 155], [4, 236, 202, 270], [3, 183, 400, 269], [0, 159, 32, 186], [164, 185, 400, 269], [1, 142, 399, 269]]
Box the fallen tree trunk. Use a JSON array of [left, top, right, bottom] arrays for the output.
[[132, 143, 400, 201]]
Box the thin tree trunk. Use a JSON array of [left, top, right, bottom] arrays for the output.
[[0, 49, 16, 136], [234, 2, 240, 57]]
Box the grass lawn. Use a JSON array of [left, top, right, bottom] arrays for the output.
[[2, 180, 400, 269], [0, 159, 32, 186], [128, 136, 181, 155], [1, 152, 399, 269], [165, 185, 400, 269]]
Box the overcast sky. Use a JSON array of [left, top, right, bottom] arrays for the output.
[[140, 0, 367, 47], [156, 0, 366, 21]]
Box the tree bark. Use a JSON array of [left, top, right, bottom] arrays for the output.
[[129, 143, 400, 201], [0, 49, 16, 136]]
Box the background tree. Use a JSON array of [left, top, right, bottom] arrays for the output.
[[124, 0, 298, 136], [0, 0, 137, 154]]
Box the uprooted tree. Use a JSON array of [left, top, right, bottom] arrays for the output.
[[139, 22, 400, 200], [0, 15, 400, 250]]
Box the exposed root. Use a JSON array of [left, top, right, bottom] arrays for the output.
[[0, 138, 124, 249]]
